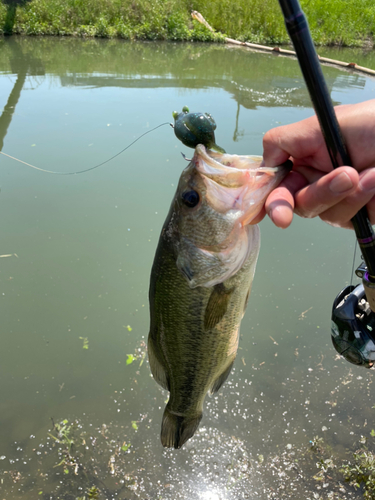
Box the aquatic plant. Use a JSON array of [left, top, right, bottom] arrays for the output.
[[49, 418, 74, 450], [79, 336, 89, 349], [341, 449, 375, 499], [125, 339, 146, 366]]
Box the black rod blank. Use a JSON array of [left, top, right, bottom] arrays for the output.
[[278, 0, 375, 278]]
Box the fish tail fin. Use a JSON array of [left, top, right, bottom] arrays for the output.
[[161, 406, 202, 449]]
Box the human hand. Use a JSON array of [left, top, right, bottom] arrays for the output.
[[252, 99, 375, 229]]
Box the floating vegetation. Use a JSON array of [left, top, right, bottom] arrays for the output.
[[126, 340, 146, 367], [126, 354, 136, 365], [79, 336, 89, 349], [121, 443, 131, 452], [88, 485, 100, 498], [342, 448, 375, 499], [131, 421, 138, 431], [49, 418, 75, 451]]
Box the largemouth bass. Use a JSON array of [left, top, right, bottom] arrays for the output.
[[148, 145, 291, 449]]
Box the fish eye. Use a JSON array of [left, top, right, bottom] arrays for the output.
[[182, 190, 200, 208]]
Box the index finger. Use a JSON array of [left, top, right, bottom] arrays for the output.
[[262, 115, 330, 172]]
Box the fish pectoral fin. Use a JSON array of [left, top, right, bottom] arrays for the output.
[[204, 283, 234, 330], [147, 336, 169, 391], [210, 360, 235, 394]]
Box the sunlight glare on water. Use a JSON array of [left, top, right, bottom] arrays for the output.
[[200, 489, 222, 500]]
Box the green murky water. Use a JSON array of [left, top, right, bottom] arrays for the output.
[[1, 37, 375, 499]]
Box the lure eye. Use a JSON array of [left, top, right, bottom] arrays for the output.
[[182, 190, 200, 208]]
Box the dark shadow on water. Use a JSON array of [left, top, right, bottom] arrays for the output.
[[2, 0, 32, 35]]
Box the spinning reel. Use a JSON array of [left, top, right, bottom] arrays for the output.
[[332, 262, 375, 368]]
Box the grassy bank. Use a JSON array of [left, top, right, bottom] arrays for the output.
[[195, 0, 375, 46], [0, 0, 374, 47], [0, 0, 225, 42]]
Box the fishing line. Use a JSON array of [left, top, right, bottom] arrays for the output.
[[0, 122, 171, 175], [350, 238, 358, 287]]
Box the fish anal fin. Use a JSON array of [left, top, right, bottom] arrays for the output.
[[161, 406, 202, 449], [204, 283, 234, 331], [147, 336, 169, 391], [210, 360, 235, 394]]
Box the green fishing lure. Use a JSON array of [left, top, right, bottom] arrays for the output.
[[172, 106, 225, 153]]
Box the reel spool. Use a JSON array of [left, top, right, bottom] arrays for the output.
[[331, 262, 375, 368]]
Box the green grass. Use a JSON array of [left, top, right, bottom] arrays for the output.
[[0, 0, 374, 47], [0, 0, 225, 41], [191, 0, 375, 46]]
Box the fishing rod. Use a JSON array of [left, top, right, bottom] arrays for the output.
[[278, 0, 375, 368]]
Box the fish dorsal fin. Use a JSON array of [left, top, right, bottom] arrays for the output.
[[210, 360, 235, 394], [204, 283, 234, 331]]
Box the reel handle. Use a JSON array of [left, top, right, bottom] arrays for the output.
[[364, 274, 375, 313]]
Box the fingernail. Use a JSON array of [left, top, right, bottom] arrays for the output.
[[268, 205, 292, 229], [329, 172, 353, 194], [360, 169, 375, 192]]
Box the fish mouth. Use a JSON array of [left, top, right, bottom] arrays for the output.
[[194, 144, 292, 224]]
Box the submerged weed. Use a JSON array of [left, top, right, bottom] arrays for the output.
[[79, 336, 89, 349], [341, 449, 375, 499], [49, 418, 74, 450], [87, 485, 100, 498]]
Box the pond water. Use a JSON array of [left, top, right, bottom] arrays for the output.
[[1, 37, 375, 499]]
